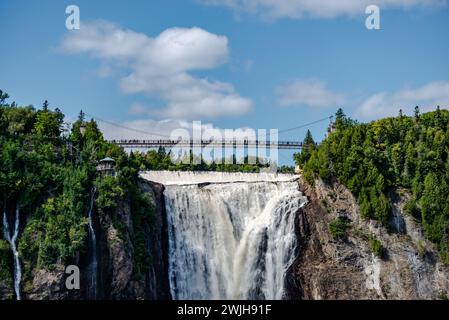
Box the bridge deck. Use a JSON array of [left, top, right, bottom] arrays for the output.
[[109, 139, 303, 149]]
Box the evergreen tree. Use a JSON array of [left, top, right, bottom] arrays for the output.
[[335, 108, 346, 131], [297, 107, 449, 264], [295, 130, 316, 165], [0, 90, 9, 106], [78, 110, 85, 122], [414, 106, 420, 120], [304, 129, 315, 146]]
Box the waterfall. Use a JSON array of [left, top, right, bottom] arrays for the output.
[[141, 171, 298, 185], [87, 189, 98, 299], [154, 172, 307, 300], [2, 204, 22, 300]]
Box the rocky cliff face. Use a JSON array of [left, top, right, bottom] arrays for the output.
[[14, 180, 171, 300], [290, 178, 449, 300], [0, 279, 13, 300], [140, 181, 171, 300], [3, 176, 448, 300]]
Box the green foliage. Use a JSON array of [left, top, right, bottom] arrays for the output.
[[1, 90, 155, 285], [16, 160, 92, 270], [368, 234, 383, 258], [437, 291, 448, 300], [116, 153, 156, 279], [130, 190, 155, 280], [130, 146, 290, 173], [328, 218, 349, 240], [294, 130, 316, 166], [95, 176, 124, 213], [0, 239, 12, 285], [0, 90, 10, 106], [33, 106, 64, 138], [403, 198, 421, 220], [298, 107, 449, 264]]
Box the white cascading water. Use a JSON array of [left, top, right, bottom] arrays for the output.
[[87, 188, 98, 299], [145, 171, 307, 300], [141, 170, 298, 185], [2, 204, 22, 300]]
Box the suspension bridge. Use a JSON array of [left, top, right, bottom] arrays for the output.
[[109, 139, 304, 149], [85, 114, 333, 151]]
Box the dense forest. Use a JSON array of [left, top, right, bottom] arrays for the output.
[[3, 86, 448, 298], [130, 148, 293, 173], [296, 107, 449, 264], [0, 90, 154, 292], [0, 89, 291, 294]]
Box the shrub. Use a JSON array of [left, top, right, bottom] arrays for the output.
[[130, 190, 155, 280], [403, 198, 421, 220], [95, 176, 124, 213], [0, 240, 12, 286], [329, 218, 349, 240], [369, 234, 383, 257], [416, 239, 426, 258], [437, 291, 448, 300]]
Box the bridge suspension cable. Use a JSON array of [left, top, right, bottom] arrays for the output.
[[84, 113, 172, 139], [84, 113, 332, 139], [278, 116, 332, 134]]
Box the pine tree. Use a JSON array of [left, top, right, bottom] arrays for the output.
[[436, 105, 442, 127], [414, 106, 420, 121], [335, 108, 346, 130], [297, 130, 316, 165], [78, 110, 85, 122], [304, 129, 315, 146], [0, 90, 9, 106]]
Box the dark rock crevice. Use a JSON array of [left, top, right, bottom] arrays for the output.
[[142, 181, 171, 300]]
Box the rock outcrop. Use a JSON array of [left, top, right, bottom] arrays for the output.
[[0, 281, 13, 300], [25, 264, 79, 300], [3, 175, 448, 300], [141, 181, 171, 300], [16, 180, 171, 300], [290, 177, 449, 300]]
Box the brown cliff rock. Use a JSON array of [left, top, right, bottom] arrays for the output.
[[290, 177, 449, 300]]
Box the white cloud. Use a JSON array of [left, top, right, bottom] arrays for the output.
[[95, 64, 114, 78], [97, 117, 258, 141], [98, 118, 193, 140], [61, 21, 252, 119], [128, 103, 149, 115], [276, 79, 344, 108], [356, 81, 449, 120], [200, 0, 446, 20]]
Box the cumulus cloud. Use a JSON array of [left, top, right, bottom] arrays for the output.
[[97, 117, 259, 142], [356, 81, 449, 120], [276, 79, 344, 108], [61, 21, 252, 119], [200, 0, 446, 20]]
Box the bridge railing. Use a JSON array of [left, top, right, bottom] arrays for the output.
[[109, 139, 303, 147]]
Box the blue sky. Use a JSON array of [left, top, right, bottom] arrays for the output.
[[1, 0, 449, 164]]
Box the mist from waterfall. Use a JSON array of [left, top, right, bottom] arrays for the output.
[[2, 204, 22, 300], [156, 172, 307, 300]]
